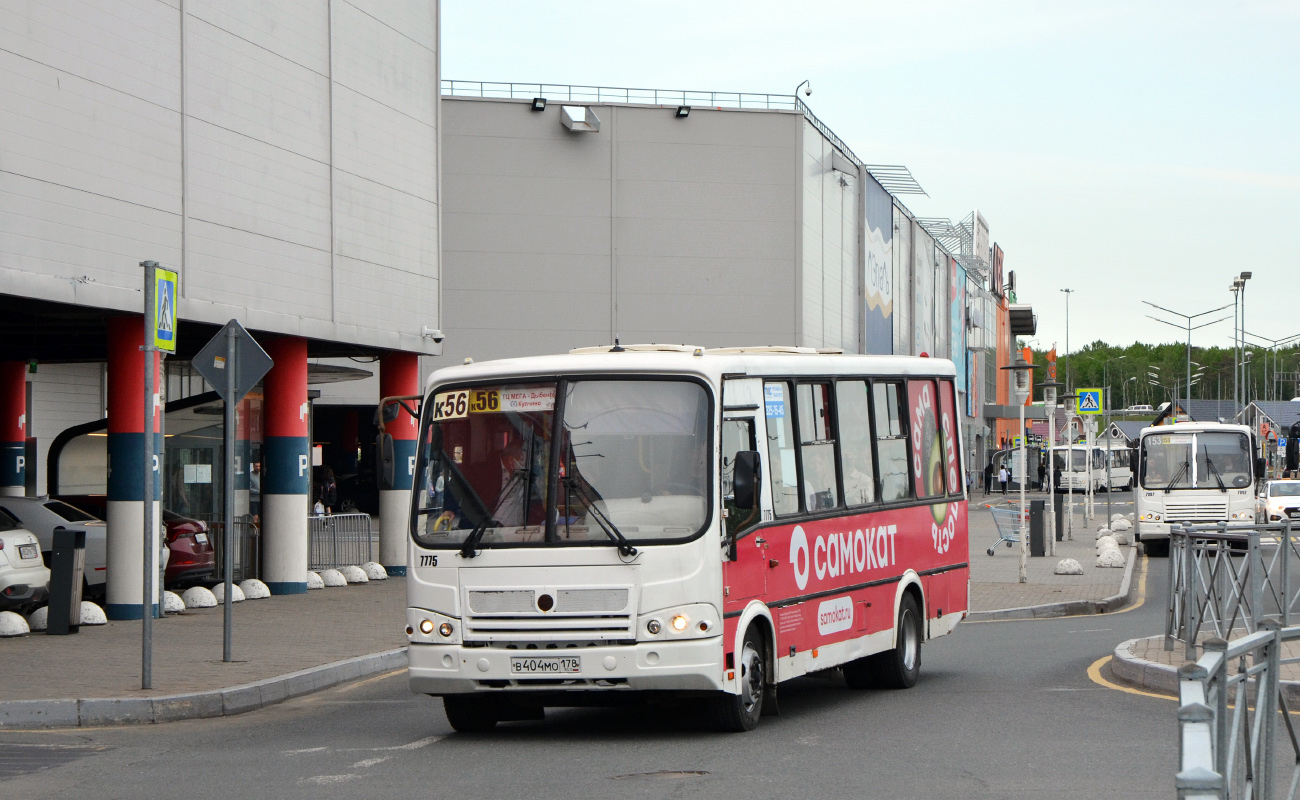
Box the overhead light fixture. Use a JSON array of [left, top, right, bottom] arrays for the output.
[[675, 105, 690, 118], [531, 97, 546, 111]]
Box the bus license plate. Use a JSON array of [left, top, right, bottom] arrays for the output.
[[510, 656, 580, 675], [17, 543, 37, 560]]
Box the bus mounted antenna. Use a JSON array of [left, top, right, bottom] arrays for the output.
[[610, 338, 625, 353]]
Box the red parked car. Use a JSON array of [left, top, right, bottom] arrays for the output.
[[57, 496, 215, 587]]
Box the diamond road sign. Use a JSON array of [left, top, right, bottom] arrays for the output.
[[192, 320, 273, 403], [1077, 388, 1103, 415]]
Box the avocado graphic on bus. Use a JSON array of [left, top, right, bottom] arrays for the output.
[[929, 434, 947, 525]]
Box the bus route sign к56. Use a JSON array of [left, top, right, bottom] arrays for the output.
[[1077, 388, 1103, 415]]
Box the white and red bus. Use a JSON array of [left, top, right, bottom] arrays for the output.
[[403, 345, 969, 732]]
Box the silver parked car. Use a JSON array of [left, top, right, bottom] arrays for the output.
[[0, 497, 167, 600]]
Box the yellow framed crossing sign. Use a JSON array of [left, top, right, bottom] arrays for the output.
[[153, 267, 178, 353], [1077, 387, 1103, 415]]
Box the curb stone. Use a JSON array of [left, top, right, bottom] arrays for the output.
[[966, 545, 1138, 622], [0, 648, 407, 729], [1111, 637, 1300, 703]]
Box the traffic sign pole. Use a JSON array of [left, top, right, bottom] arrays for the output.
[[141, 260, 156, 690], [223, 327, 236, 662]]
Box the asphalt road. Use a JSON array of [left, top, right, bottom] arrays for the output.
[[2, 547, 1175, 799]]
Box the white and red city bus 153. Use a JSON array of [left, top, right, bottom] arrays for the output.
[[402, 345, 969, 732]]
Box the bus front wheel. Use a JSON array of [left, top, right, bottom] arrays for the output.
[[843, 593, 922, 690], [712, 626, 766, 732], [442, 695, 499, 733]]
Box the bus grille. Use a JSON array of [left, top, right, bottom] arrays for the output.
[[464, 587, 634, 642], [1165, 500, 1229, 522]]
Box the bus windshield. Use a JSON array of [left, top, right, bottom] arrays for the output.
[[413, 378, 710, 549], [1141, 431, 1251, 490], [1053, 449, 1088, 472]]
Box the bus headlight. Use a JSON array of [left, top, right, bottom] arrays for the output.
[[670, 614, 689, 632], [419, 619, 435, 635], [438, 622, 454, 637], [646, 619, 662, 635], [638, 604, 721, 641]]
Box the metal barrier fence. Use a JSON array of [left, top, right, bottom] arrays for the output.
[[1176, 622, 1300, 799], [441, 80, 798, 110], [308, 513, 373, 571], [1167, 521, 1298, 660], [210, 520, 259, 583]]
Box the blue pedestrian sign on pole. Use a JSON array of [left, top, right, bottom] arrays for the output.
[[1077, 388, 1103, 416], [152, 267, 178, 353]]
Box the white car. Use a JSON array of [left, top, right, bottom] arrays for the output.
[[0, 510, 50, 612], [1259, 480, 1300, 524], [0, 497, 167, 599]]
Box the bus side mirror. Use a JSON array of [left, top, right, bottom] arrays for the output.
[[1287, 429, 1299, 472], [1256, 457, 1267, 481], [733, 451, 760, 510], [377, 434, 395, 490]]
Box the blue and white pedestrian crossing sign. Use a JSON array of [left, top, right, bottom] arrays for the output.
[[1077, 388, 1103, 415], [153, 267, 178, 353]]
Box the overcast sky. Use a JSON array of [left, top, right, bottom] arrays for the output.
[[442, 1, 1299, 355]]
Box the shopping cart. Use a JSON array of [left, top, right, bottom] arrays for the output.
[[985, 503, 1028, 556]]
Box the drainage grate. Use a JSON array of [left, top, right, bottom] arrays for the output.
[[0, 743, 111, 779], [609, 770, 709, 781]]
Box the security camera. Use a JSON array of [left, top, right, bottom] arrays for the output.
[[422, 327, 444, 343], [803, 82, 812, 97]]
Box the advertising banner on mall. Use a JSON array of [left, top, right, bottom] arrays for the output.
[[864, 176, 893, 354], [912, 223, 935, 357], [966, 351, 980, 417], [952, 259, 967, 392]]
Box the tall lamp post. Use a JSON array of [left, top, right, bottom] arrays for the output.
[[1038, 375, 1064, 556], [1102, 355, 1126, 522], [1143, 300, 1232, 421], [1060, 289, 1074, 390], [1238, 272, 1252, 406], [1060, 393, 1077, 540], [1003, 356, 1038, 583]]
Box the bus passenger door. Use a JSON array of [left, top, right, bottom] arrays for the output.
[[723, 416, 767, 602]]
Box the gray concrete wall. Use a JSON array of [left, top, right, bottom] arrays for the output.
[[0, 1, 441, 355], [799, 120, 860, 353], [29, 364, 106, 495]]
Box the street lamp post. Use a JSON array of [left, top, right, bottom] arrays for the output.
[[1102, 355, 1126, 523], [1038, 376, 1065, 556], [1144, 300, 1232, 420], [1061, 393, 1077, 541], [1002, 356, 1038, 583], [1060, 289, 1074, 391], [1239, 272, 1252, 405]]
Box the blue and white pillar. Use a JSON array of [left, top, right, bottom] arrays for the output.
[[106, 317, 162, 619], [262, 336, 309, 594]]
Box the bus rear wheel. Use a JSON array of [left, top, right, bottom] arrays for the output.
[[711, 627, 765, 732], [442, 695, 499, 733], [843, 594, 922, 690]]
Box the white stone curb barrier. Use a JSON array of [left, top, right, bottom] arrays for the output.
[[1096, 535, 1119, 552], [212, 583, 245, 605], [320, 569, 346, 587], [340, 565, 369, 584], [239, 579, 271, 600], [1097, 548, 1126, 568], [0, 610, 30, 637], [362, 562, 388, 581], [181, 586, 217, 608], [79, 602, 106, 626], [26, 606, 48, 632], [306, 571, 325, 590], [1054, 558, 1084, 575], [162, 591, 185, 614]]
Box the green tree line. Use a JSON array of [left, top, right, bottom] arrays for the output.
[[1018, 340, 1300, 410]]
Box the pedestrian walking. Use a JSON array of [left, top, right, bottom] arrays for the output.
[[999, 464, 1009, 495], [983, 461, 993, 496], [1037, 460, 1047, 492]]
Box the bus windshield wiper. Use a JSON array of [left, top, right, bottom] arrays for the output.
[[563, 477, 637, 557], [459, 470, 525, 558], [1202, 446, 1227, 493], [1164, 460, 1190, 494]]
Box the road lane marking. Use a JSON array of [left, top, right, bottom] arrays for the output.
[[334, 668, 404, 693], [282, 735, 443, 757], [1086, 655, 1174, 700], [302, 774, 362, 785], [351, 756, 391, 768]]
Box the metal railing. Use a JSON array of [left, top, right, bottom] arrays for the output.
[[210, 519, 259, 584], [442, 80, 798, 110], [308, 513, 373, 571], [1167, 521, 1298, 660], [1176, 622, 1300, 799]]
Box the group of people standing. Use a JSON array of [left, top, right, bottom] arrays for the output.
[[981, 458, 1050, 495]]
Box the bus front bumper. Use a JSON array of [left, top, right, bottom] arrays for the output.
[[1138, 522, 1170, 541], [409, 639, 725, 696]]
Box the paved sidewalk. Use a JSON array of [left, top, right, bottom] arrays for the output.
[[968, 491, 1135, 616], [0, 577, 406, 703]]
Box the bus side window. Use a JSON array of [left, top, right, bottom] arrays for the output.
[[836, 381, 875, 506], [764, 381, 799, 516], [907, 379, 943, 499], [873, 382, 910, 502], [796, 382, 837, 512], [938, 380, 962, 495]]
